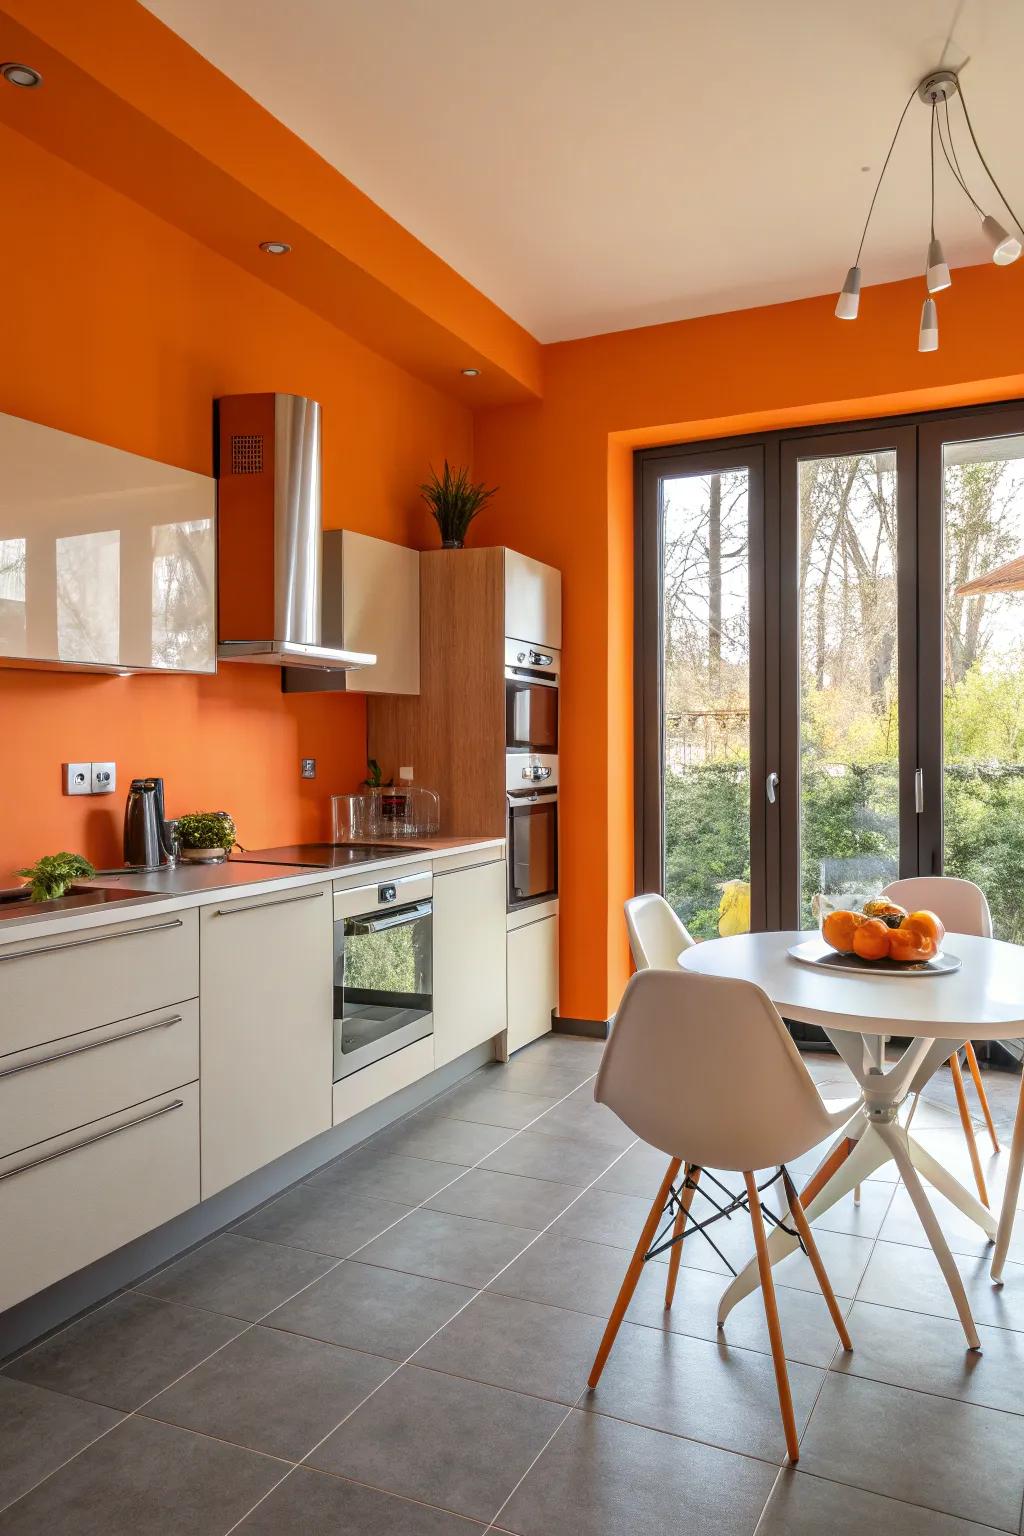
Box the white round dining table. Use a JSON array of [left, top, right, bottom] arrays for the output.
[[679, 930, 1024, 1350]]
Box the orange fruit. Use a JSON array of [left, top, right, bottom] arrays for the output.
[[889, 924, 936, 963], [903, 910, 945, 948], [853, 917, 891, 962], [822, 909, 859, 953]]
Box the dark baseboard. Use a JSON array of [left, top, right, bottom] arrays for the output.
[[553, 1014, 611, 1040]]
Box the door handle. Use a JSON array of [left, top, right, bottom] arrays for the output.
[[766, 772, 779, 805], [915, 768, 924, 814]]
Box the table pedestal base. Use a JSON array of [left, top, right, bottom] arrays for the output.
[[716, 1032, 998, 1351]]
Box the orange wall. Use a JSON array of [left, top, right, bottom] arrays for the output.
[[0, 123, 472, 879], [475, 263, 1024, 1023]]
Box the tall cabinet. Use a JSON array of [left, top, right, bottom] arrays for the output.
[[368, 547, 561, 1055]]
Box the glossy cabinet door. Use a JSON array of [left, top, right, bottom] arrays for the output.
[[506, 914, 557, 1054], [433, 859, 507, 1068], [199, 885, 333, 1197], [0, 409, 215, 673], [504, 549, 561, 650]]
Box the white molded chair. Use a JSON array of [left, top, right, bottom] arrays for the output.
[[882, 876, 999, 1204], [588, 967, 856, 1464], [625, 892, 696, 970]]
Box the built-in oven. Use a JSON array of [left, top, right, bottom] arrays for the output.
[[507, 786, 558, 909], [332, 871, 433, 1081], [505, 638, 559, 755]]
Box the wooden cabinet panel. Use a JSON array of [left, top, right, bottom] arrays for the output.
[[433, 861, 506, 1068], [0, 908, 198, 1057], [0, 1083, 200, 1312], [200, 885, 333, 1198], [506, 915, 558, 1055]]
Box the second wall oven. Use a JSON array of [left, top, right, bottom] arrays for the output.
[[332, 871, 433, 1081]]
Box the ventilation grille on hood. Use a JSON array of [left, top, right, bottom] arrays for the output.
[[230, 433, 264, 475]]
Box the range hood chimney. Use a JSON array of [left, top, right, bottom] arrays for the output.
[[215, 393, 375, 670]]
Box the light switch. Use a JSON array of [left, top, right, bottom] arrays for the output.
[[300, 758, 317, 779]]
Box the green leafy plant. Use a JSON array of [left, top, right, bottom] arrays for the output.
[[176, 812, 236, 851], [419, 460, 498, 548], [16, 852, 96, 903], [362, 759, 392, 788]]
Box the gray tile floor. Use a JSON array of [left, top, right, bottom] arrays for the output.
[[2, 1036, 1024, 1533]]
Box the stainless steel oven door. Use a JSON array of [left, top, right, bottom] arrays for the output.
[[505, 639, 559, 754], [332, 873, 433, 1080], [507, 789, 558, 909]]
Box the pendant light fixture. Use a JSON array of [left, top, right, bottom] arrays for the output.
[[835, 68, 1023, 351]]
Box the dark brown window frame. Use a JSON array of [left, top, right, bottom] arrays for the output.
[[635, 396, 1024, 931]]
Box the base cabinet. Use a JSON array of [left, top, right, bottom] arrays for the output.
[[433, 860, 507, 1068], [507, 915, 557, 1054], [199, 886, 333, 1198], [0, 1084, 199, 1313]]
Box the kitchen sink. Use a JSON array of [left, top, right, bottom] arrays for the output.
[[0, 884, 164, 923]]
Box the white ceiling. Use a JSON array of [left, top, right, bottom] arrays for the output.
[[141, 0, 1024, 342]]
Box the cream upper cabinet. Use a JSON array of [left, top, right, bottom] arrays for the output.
[[199, 884, 333, 1198], [0, 409, 215, 674], [506, 915, 558, 1054], [286, 530, 420, 694], [504, 549, 561, 650], [433, 859, 507, 1068]]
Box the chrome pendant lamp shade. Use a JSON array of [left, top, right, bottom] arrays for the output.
[[925, 237, 951, 293], [835, 266, 861, 319], [918, 297, 939, 352], [833, 67, 1023, 353]]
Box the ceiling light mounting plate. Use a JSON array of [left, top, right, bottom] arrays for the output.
[[918, 69, 959, 105]]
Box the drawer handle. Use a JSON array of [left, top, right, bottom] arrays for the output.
[[214, 888, 325, 917], [0, 1015, 183, 1081], [0, 917, 184, 964], [0, 1099, 184, 1182]]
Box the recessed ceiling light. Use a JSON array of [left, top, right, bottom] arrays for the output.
[[1, 62, 42, 88], [259, 240, 291, 256], [461, 367, 481, 377]]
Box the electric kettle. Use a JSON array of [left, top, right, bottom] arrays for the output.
[[123, 777, 172, 868]]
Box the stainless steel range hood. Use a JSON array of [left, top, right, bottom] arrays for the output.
[[215, 393, 375, 671]]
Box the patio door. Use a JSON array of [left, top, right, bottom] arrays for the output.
[[637, 400, 1024, 941], [779, 427, 918, 928], [635, 444, 776, 936]]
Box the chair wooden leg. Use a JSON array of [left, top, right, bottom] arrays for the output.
[[950, 1051, 989, 1208], [965, 1041, 1000, 1153], [664, 1165, 702, 1310], [745, 1172, 799, 1464], [588, 1156, 681, 1390], [797, 1136, 857, 1210], [781, 1168, 852, 1351]]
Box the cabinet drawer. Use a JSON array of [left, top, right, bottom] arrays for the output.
[[0, 1083, 199, 1312], [0, 1000, 199, 1160], [0, 907, 199, 1056], [333, 1035, 434, 1125]]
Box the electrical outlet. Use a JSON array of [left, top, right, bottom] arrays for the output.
[[300, 758, 317, 779], [90, 762, 116, 795], [62, 762, 91, 796]]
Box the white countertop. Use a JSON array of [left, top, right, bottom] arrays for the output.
[[0, 836, 505, 946]]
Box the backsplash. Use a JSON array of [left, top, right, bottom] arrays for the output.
[[0, 666, 366, 881]]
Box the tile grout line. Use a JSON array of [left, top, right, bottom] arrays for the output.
[[0, 1052, 607, 1523]]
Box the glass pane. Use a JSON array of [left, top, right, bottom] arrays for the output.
[[942, 434, 1024, 942], [662, 469, 750, 939], [56, 528, 120, 663], [798, 451, 900, 926]]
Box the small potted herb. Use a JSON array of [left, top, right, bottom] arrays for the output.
[[419, 461, 498, 549], [16, 852, 96, 902], [176, 812, 237, 863]]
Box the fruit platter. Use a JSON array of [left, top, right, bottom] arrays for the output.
[[789, 899, 961, 976]]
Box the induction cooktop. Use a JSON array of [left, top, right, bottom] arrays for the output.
[[233, 843, 430, 868]]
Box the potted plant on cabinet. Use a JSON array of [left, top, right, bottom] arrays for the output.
[[419, 460, 498, 548]]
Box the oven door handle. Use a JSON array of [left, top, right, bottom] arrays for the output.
[[345, 901, 432, 935]]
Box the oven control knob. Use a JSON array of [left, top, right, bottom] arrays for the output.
[[378, 883, 397, 903], [517, 651, 526, 662]]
